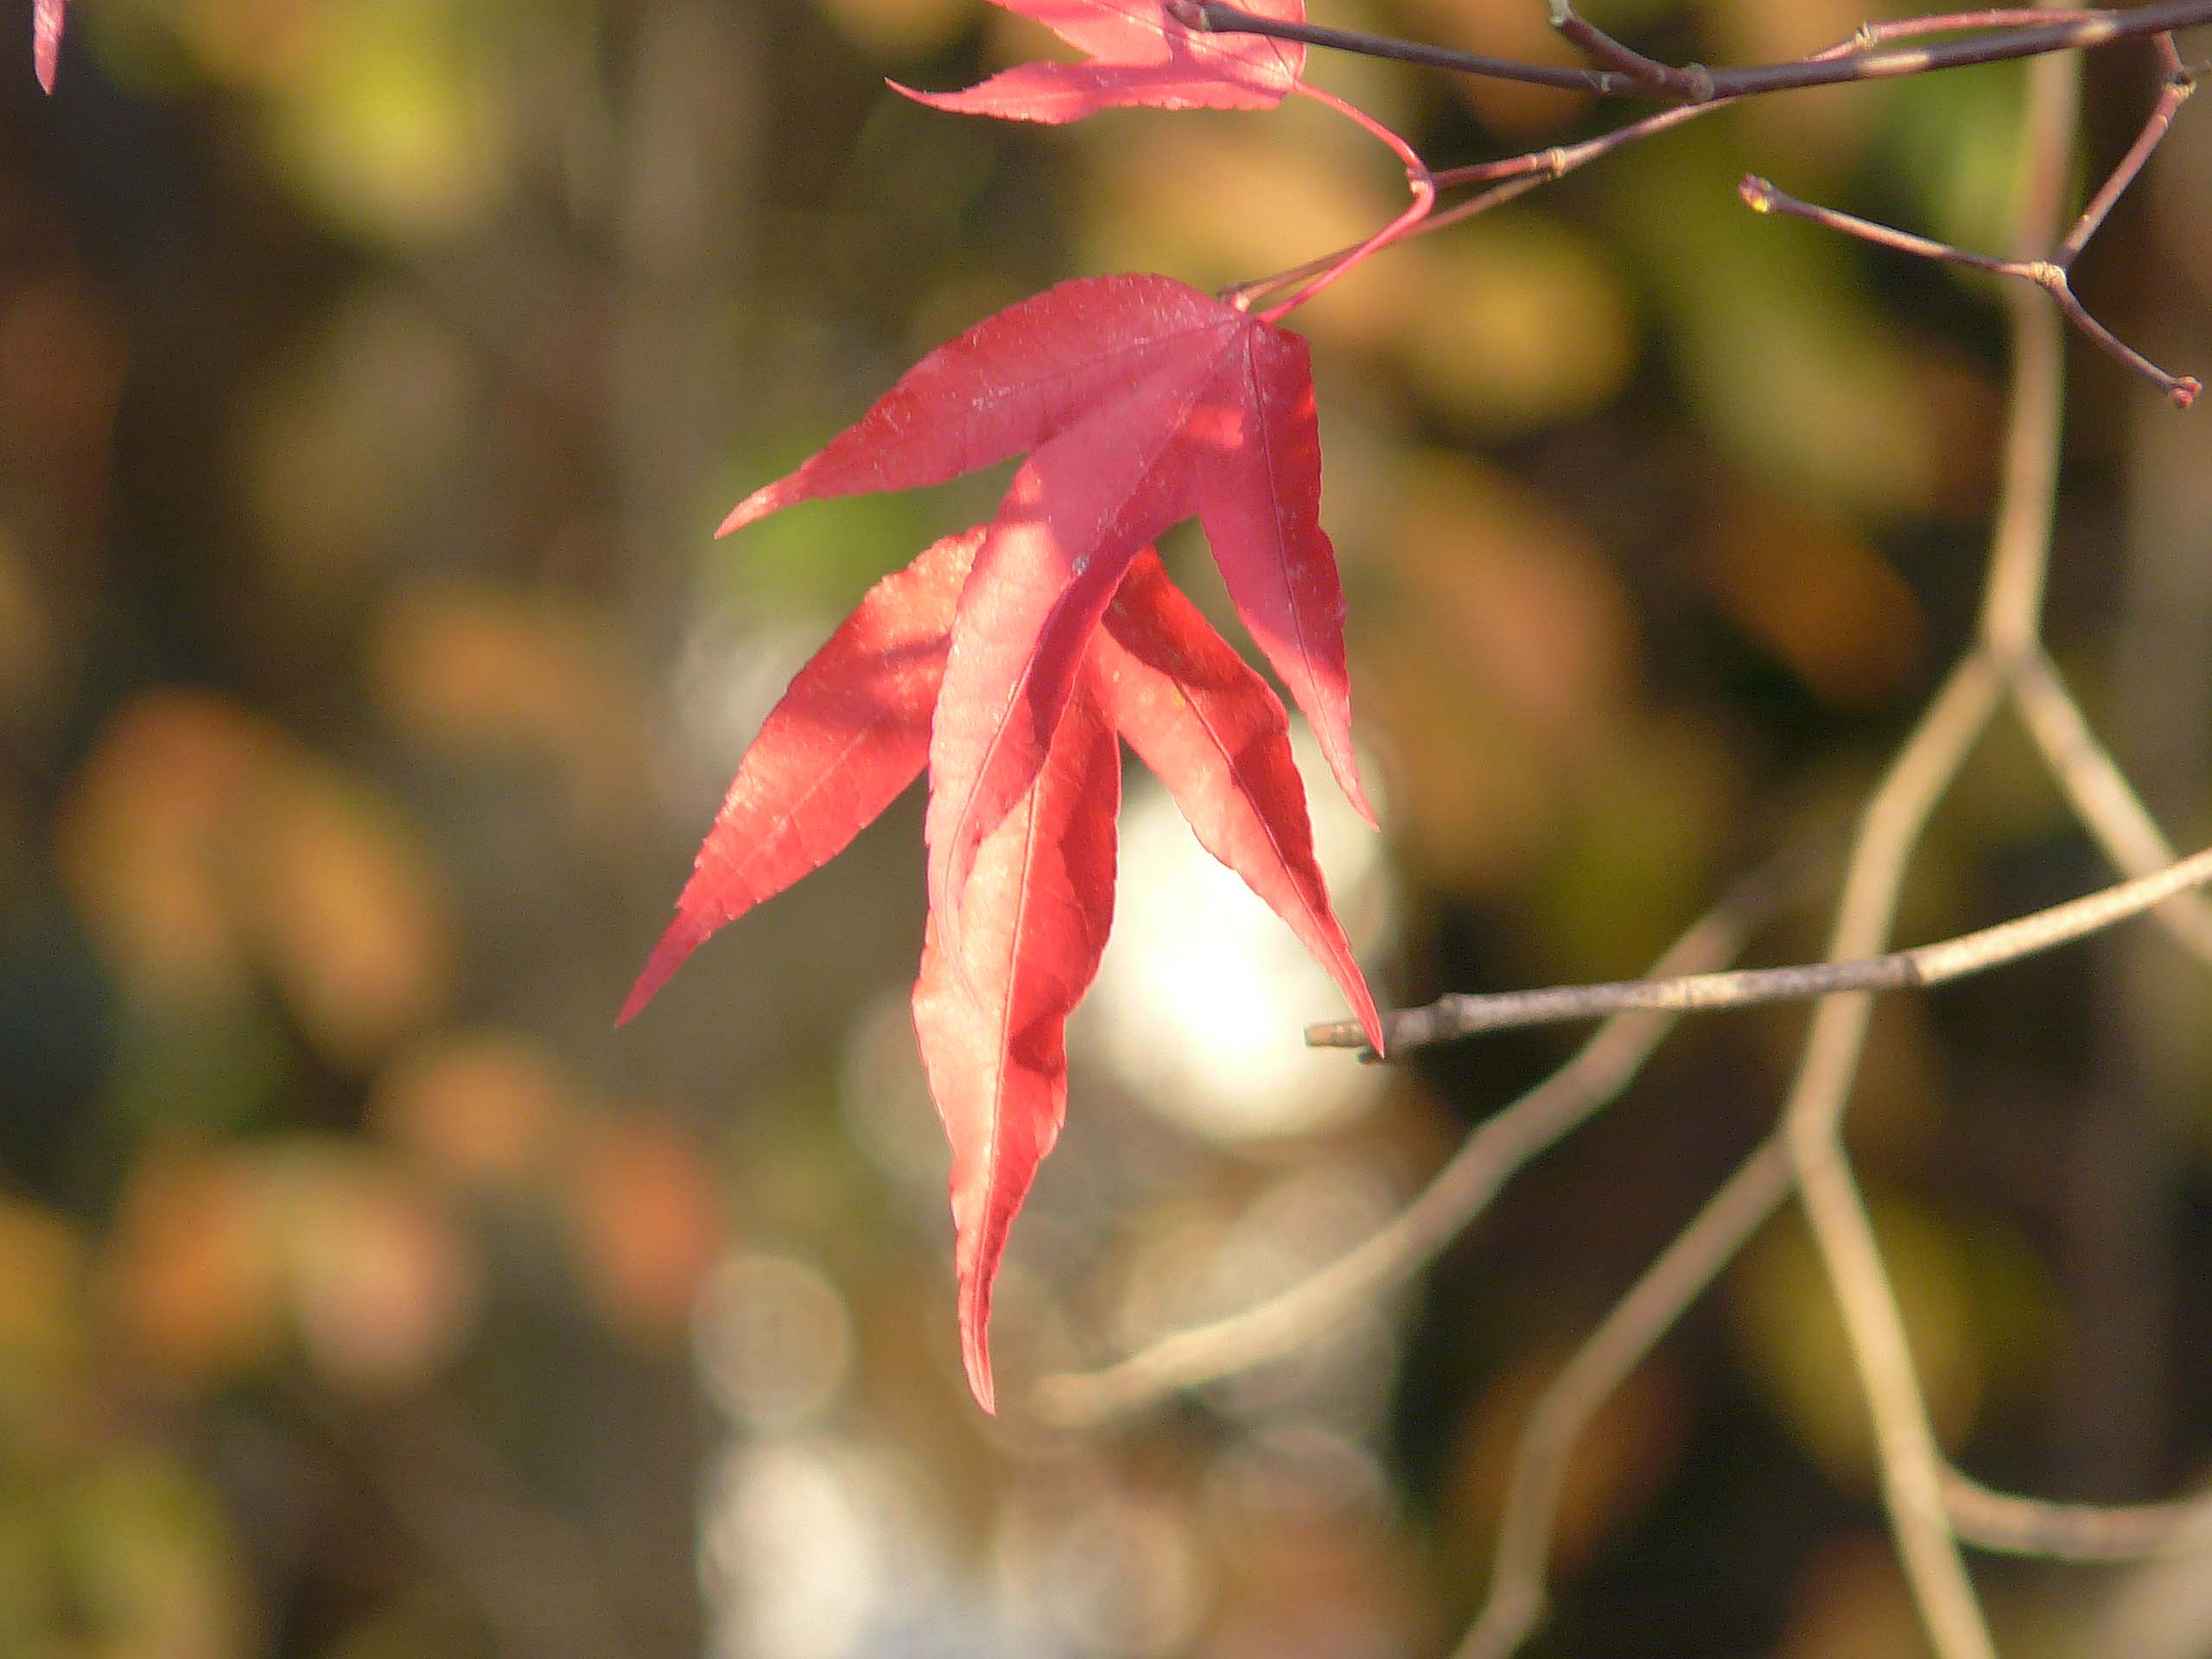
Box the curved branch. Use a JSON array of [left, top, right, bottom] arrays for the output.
[[1946, 1470, 2212, 1562]]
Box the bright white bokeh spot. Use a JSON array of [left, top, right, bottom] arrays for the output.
[[694, 1251, 855, 1429], [1079, 730, 1394, 1141], [999, 1481, 1209, 1658], [701, 1437, 946, 1659]]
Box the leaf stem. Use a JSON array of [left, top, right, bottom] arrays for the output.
[[1255, 85, 1434, 321]]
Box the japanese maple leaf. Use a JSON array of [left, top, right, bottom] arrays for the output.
[[893, 0, 1307, 124], [621, 528, 1382, 1408], [719, 273, 1374, 967], [33, 0, 63, 92]]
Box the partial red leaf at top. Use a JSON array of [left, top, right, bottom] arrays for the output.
[[912, 690, 1122, 1413], [1090, 552, 1384, 1054], [617, 529, 981, 1026], [718, 276, 1233, 538], [33, 0, 63, 92], [893, 0, 1307, 124]]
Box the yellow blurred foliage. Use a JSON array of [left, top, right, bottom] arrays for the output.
[[1728, 1196, 2054, 1486], [564, 1113, 728, 1345], [370, 1030, 585, 1192], [1078, 122, 1419, 346], [56, 690, 458, 1065], [1361, 452, 1641, 892], [1610, 131, 2002, 520], [238, 766, 457, 1069], [104, 1147, 283, 1388], [813, 0, 975, 57], [60, 1451, 258, 1659], [267, 1145, 481, 1395], [366, 575, 651, 835], [1695, 484, 1927, 706], [55, 692, 280, 1003], [179, 0, 321, 83], [1392, 0, 1590, 137], [1387, 216, 1637, 435], [1702, 0, 1894, 175], [0, 1199, 88, 1459], [262, 0, 515, 239]]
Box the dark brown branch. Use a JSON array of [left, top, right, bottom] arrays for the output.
[[1166, 0, 1620, 92], [1184, 0, 2212, 101]]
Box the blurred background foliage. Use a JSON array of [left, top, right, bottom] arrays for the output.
[[1, 0, 2208, 1655]]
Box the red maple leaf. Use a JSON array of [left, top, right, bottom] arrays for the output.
[[893, 0, 1307, 124], [719, 273, 1375, 970], [624, 529, 1382, 1409], [32, 0, 64, 92]]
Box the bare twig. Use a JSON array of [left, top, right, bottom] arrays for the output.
[[1738, 174, 2201, 405], [2002, 647, 2212, 964], [1770, 41, 2078, 1659], [1453, 1138, 1796, 1659], [1546, 0, 1716, 100], [1308, 842, 2212, 1053], [1945, 1469, 2212, 1561]]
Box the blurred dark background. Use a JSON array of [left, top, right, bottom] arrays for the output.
[[1, 1, 2208, 1655]]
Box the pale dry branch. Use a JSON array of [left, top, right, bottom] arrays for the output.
[[2002, 646, 2212, 964], [1452, 1138, 1796, 1659], [1306, 842, 2212, 1053], [1945, 1469, 2212, 1561]]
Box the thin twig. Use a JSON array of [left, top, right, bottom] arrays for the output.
[[1453, 1138, 1796, 1659], [1945, 1469, 2212, 1561], [1738, 177, 2201, 405], [1546, 0, 1715, 100], [1307, 843, 2212, 1052], [2054, 47, 2196, 262], [2002, 647, 2212, 965], [1773, 41, 2081, 1659], [1027, 852, 1811, 1427]]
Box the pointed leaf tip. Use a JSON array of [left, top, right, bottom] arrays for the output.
[[962, 1298, 1000, 1414], [620, 530, 976, 1028], [33, 0, 63, 92]]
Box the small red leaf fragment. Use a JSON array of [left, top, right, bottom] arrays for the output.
[[912, 693, 1121, 1412], [33, 0, 63, 92], [619, 530, 979, 1025], [893, 0, 1307, 124]]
